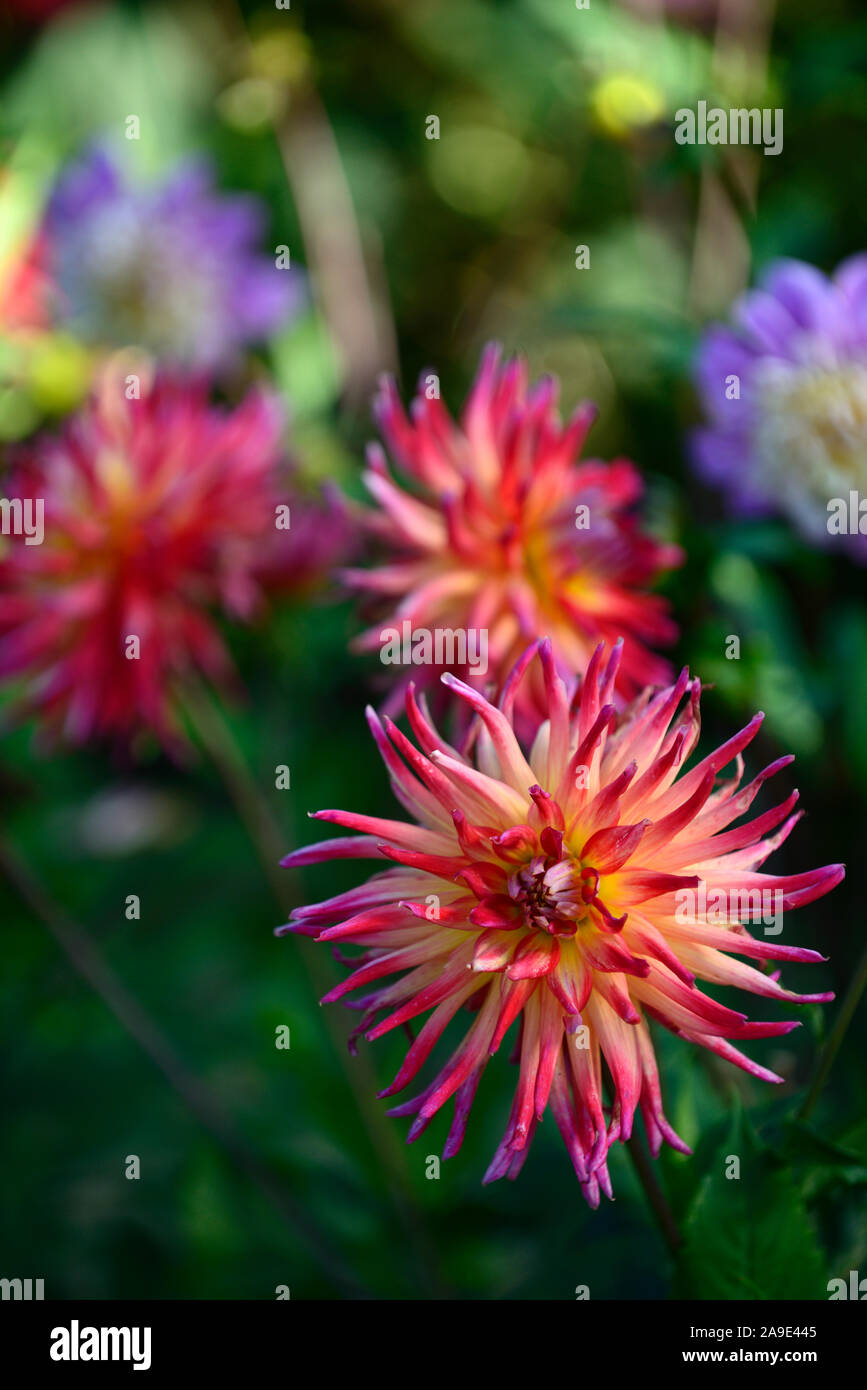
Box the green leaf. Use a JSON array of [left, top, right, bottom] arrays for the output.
[[270, 311, 340, 424], [3, 6, 213, 166], [840, 1118, 867, 1164], [781, 1121, 867, 1198], [673, 1108, 828, 1299]]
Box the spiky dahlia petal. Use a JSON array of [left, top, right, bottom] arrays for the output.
[[348, 345, 682, 726], [284, 642, 842, 1201]]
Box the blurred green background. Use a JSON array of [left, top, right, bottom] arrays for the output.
[[1, 0, 865, 1299]]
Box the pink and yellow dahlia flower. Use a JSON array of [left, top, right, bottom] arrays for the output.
[[283, 640, 842, 1204], [344, 345, 682, 722], [0, 373, 344, 748]]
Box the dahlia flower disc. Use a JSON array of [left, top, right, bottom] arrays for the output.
[[693, 255, 867, 557], [282, 640, 842, 1203], [343, 344, 682, 723], [0, 374, 340, 747]]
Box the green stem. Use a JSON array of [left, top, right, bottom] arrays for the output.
[[622, 1128, 682, 1257], [0, 835, 365, 1298], [604, 1075, 681, 1256], [799, 945, 867, 1124], [182, 679, 450, 1297]]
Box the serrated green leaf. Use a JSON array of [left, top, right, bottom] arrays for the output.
[[674, 1108, 828, 1299]]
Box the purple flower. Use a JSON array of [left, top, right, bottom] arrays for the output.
[[691, 255, 867, 558], [45, 146, 304, 372]]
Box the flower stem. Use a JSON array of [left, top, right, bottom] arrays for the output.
[[181, 679, 451, 1297], [622, 1128, 682, 1257], [0, 834, 365, 1297], [604, 1076, 681, 1256], [219, 0, 398, 409], [799, 944, 867, 1124]]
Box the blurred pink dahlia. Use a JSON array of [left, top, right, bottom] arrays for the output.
[[0, 373, 344, 748], [344, 345, 682, 724], [282, 640, 842, 1202]]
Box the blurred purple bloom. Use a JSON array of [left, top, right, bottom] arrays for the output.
[[691, 255, 867, 558], [45, 146, 304, 371]]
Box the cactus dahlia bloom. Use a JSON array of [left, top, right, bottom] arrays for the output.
[[343, 345, 682, 723], [282, 640, 842, 1203], [0, 374, 343, 748]]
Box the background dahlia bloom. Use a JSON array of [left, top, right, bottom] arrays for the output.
[[44, 145, 303, 372], [282, 640, 842, 1203], [343, 345, 682, 722], [0, 375, 343, 747], [692, 255, 867, 557]]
